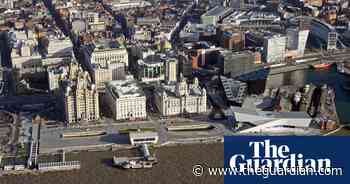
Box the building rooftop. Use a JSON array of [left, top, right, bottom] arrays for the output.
[[230, 106, 311, 119], [203, 6, 230, 17], [106, 76, 144, 99], [129, 131, 158, 139], [220, 76, 247, 103], [157, 77, 204, 97]]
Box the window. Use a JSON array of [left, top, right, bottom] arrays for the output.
[[133, 138, 156, 142]]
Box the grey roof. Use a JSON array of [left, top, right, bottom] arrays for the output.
[[230, 106, 311, 119], [129, 131, 158, 139], [106, 76, 144, 99], [203, 6, 227, 17]]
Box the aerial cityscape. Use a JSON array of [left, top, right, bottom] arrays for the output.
[[1, 0, 350, 183]]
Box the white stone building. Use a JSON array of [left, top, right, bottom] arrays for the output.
[[105, 76, 147, 120], [91, 48, 129, 68], [92, 64, 112, 89], [154, 75, 207, 116], [48, 66, 67, 92], [63, 67, 100, 124], [263, 34, 286, 63]]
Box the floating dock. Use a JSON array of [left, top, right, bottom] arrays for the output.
[[61, 131, 106, 138], [166, 124, 214, 131]]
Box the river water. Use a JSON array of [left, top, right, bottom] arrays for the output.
[[266, 66, 350, 124]]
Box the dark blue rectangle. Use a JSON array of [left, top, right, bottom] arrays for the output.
[[224, 136, 349, 183]]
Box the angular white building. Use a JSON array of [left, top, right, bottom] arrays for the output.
[[105, 76, 147, 120], [263, 34, 286, 63], [154, 75, 207, 116], [229, 106, 313, 134]]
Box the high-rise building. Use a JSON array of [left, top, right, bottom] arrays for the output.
[[286, 28, 310, 57], [109, 62, 126, 80], [62, 63, 100, 124], [92, 64, 112, 89], [165, 58, 178, 82], [219, 50, 261, 76], [327, 32, 337, 50], [220, 32, 245, 51], [178, 53, 192, 78], [263, 35, 286, 63], [48, 66, 67, 92], [220, 76, 247, 104]]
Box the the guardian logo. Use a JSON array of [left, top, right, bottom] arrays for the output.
[[230, 139, 332, 171]]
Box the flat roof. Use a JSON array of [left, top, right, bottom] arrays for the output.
[[203, 6, 230, 17], [129, 131, 158, 139], [106, 76, 144, 99], [230, 106, 311, 119]]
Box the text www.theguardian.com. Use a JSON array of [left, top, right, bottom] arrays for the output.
[[192, 165, 343, 179]]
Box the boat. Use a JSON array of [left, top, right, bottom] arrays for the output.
[[312, 63, 332, 69], [113, 156, 158, 169]]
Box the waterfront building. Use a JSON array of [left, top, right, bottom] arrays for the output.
[[263, 34, 286, 63], [327, 32, 337, 50], [310, 18, 338, 50], [154, 75, 207, 116], [219, 50, 261, 76], [129, 131, 159, 145], [63, 66, 100, 124], [105, 76, 147, 120], [220, 76, 247, 104], [286, 28, 310, 57], [229, 106, 312, 134]]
